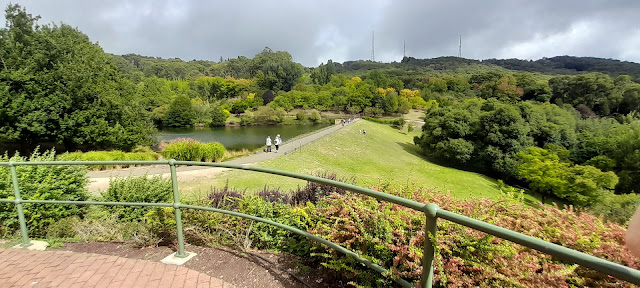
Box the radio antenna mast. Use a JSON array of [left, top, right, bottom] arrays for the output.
[[371, 31, 375, 62], [458, 35, 462, 58]]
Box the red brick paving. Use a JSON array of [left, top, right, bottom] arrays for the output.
[[0, 248, 235, 288]]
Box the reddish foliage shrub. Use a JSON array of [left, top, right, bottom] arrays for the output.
[[310, 186, 639, 287]]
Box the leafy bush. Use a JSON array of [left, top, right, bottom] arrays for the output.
[[164, 95, 195, 127], [296, 111, 306, 120], [364, 107, 384, 117], [162, 140, 204, 161], [46, 211, 160, 247], [161, 139, 225, 162], [0, 149, 88, 237], [254, 106, 286, 123], [208, 180, 244, 209], [590, 193, 640, 224], [100, 175, 172, 222], [236, 196, 315, 255], [517, 147, 618, 206], [309, 109, 322, 122], [57, 150, 159, 170], [203, 142, 226, 162], [210, 106, 228, 127], [363, 116, 405, 128], [310, 187, 639, 287]]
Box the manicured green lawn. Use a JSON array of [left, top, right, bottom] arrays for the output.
[[184, 120, 519, 201]]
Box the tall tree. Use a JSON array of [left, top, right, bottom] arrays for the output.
[[163, 95, 195, 127], [0, 4, 153, 150]]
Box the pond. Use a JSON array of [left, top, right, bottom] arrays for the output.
[[155, 124, 331, 150]]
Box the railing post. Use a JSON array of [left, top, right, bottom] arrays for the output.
[[9, 162, 31, 247], [169, 159, 187, 258], [421, 203, 439, 288]]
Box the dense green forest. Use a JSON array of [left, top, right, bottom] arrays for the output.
[[1, 4, 639, 213]]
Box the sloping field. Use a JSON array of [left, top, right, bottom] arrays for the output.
[[185, 120, 507, 200]]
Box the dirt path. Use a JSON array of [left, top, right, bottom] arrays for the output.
[[87, 121, 354, 192]]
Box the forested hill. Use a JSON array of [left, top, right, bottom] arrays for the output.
[[111, 53, 640, 82], [483, 56, 640, 79], [333, 56, 640, 80]]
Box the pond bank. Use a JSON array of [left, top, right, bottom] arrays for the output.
[[87, 122, 350, 193]]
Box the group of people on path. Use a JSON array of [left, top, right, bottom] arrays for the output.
[[341, 118, 354, 127], [265, 134, 282, 153]]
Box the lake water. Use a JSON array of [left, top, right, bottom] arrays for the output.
[[155, 124, 331, 150]]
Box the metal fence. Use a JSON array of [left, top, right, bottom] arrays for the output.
[[1, 160, 639, 288]]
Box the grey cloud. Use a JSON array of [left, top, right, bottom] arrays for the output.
[[1, 0, 639, 66]]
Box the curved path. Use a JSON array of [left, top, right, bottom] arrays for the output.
[[87, 121, 354, 192], [0, 248, 235, 288]]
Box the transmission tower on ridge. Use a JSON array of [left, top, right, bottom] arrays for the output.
[[403, 40, 406, 58], [371, 31, 375, 62], [458, 35, 462, 58]]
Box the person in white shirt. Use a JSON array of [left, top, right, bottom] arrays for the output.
[[275, 134, 281, 152], [266, 136, 272, 152]]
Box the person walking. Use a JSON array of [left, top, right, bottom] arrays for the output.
[[275, 134, 281, 153], [266, 136, 272, 152]]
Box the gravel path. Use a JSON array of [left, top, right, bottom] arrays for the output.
[[86, 121, 354, 192]]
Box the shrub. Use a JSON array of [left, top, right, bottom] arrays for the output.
[[164, 95, 195, 127], [211, 106, 228, 127], [132, 145, 156, 154], [407, 124, 414, 132], [363, 116, 404, 126], [203, 142, 226, 162], [208, 181, 244, 209], [296, 111, 306, 120], [162, 139, 205, 161], [590, 192, 640, 224], [364, 107, 384, 117], [236, 196, 315, 255], [309, 110, 322, 122], [162, 139, 226, 162], [310, 187, 639, 287], [101, 175, 172, 222], [46, 211, 160, 247], [57, 150, 159, 170], [0, 149, 88, 237]]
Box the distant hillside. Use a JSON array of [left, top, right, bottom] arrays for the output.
[[483, 56, 640, 79], [336, 56, 640, 80]]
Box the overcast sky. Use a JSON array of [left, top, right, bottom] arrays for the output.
[[2, 0, 639, 67]]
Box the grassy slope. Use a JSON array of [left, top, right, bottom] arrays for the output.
[[185, 120, 512, 200]]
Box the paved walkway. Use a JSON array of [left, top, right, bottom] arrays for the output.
[[0, 249, 235, 288], [87, 121, 354, 179]]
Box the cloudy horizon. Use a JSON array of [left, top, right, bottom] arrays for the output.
[[2, 0, 639, 67]]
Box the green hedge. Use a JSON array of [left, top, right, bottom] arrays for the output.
[[57, 149, 159, 170], [363, 116, 405, 127], [0, 149, 88, 237], [162, 140, 226, 162]]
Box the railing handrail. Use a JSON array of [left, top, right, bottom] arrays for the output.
[[1, 159, 639, 287]]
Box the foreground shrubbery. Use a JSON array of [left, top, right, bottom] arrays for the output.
[[199, 181, 638, 287], [101, 175, 172, 222], [0, 149, 88, 237], [57, 149, 160, 170], [16, 172, 638, 287], [161, 138, 226, 162], [308, 188, 638, 287]]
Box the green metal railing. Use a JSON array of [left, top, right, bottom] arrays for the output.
[[1, 160, 640, 287]]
